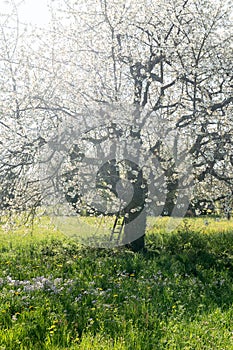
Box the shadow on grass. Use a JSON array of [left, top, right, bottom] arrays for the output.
[[145, 229, 233, 273], [77, 229, 233, 311], [79, 229, 233, 274]]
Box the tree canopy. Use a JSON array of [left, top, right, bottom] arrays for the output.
[[0, 0, 232, 248]]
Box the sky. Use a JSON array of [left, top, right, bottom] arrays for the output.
[[0, 0, 51, 27], [18, 0, 50, 26], [1, 0, 232, 29]]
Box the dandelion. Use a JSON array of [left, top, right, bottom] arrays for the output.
[[49, 325, 56, 330]]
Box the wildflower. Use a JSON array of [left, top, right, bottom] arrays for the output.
[[54, 278, 62, 285], [74, 295, 82, 302], [49, 325, 56, 330], [12, 312, 20, 321]]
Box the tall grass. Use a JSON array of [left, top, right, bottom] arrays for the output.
[[0, 216, 232, 349]]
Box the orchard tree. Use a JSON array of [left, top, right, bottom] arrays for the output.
[[35, 0, 232, 250], [0, 0, 232, 250]]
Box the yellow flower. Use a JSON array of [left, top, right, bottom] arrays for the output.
[[49, 325, 56, 330]]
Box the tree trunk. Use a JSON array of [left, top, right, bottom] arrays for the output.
[[123, 210, 146, 252]]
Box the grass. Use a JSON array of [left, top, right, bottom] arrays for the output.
[[0, 216, 233, 349]]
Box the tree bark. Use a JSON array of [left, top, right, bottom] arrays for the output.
[[123, 210, 146, 252]]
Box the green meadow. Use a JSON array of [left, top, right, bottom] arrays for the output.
[[0, 216, 233, 349]]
